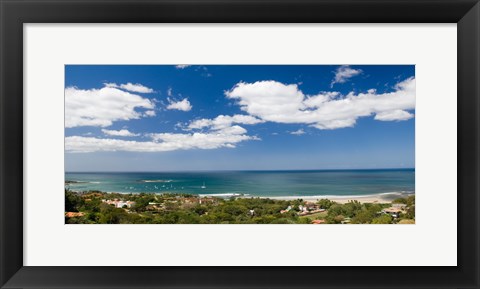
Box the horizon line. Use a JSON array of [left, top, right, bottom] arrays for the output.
[[65, 167, 415, 173]]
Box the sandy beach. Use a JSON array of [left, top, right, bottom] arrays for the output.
[[263, 192, 414, 204]]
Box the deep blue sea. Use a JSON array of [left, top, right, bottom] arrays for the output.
[[65, 169, 415, 198]]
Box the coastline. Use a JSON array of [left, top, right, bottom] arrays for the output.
[[261, 192, 414, 204], [66, 187, 414, 203], [263, 192, 414, 204], [68, 185, 413, 204]]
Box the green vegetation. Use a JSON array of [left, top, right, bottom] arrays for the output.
[[64, 189, 415, 224], [299, 211, 328, 220], [323, 196, 415, 224], [65, 189, 84, 212]]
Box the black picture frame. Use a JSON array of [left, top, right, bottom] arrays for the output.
[[1, 0, 479, 288]]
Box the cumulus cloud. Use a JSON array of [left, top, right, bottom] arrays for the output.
[[65, 125, 257, 153], [374, 109, 414, 121], [101, 129, 139, 137], [188, 114, 264, 131], [331, 65, 362, 87], [303, 92, 339, 108], [290, 129, 305, 135], [310, 119, 357, 130], [65, 86, 156, 128], [225, 77, 415, 130], [104, 82, 154, 93], [144, 110, 156, 117], [166, 98, 192, 111], [226, 81, 305, 118], [175, 65, 191, 69]]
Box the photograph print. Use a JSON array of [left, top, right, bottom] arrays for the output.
[[65, 65, 415, 224]]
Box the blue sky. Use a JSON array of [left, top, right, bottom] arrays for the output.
[[65, 65, 415, 172]]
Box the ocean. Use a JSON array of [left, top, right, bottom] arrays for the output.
[[65, 169, 415, 198]]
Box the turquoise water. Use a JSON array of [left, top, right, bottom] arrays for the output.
[[65, 169, 414, 198]]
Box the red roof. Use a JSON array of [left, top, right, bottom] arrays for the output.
[[311, 219, 326, 224]]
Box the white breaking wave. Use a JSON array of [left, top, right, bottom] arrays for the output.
[[139, 180, 174, 183], [200, 193, 249, 198], [262, 191, 415, 200]]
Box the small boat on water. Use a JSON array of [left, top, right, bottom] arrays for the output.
[[201, 181, 206, 189]]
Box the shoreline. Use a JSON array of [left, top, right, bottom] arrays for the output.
[[72, 188, 413, 204], [262, 192, 414, 204]]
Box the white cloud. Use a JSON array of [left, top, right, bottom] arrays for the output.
[[166, 98, 192, 111], [144, 110, 156, 117], [101, 129, 139, 137], [65, 86, 155, 128], [167, 88, 173, 97], [187, 118, 212, 130], [226, 81, 305, 119], [65, 125, 257, 153], [374, 110, 414, 121], [331, 65, 363, 87], [225, 77, 415, 130], [310, 119, 357, 130], [303, 92, 339, 108], [120, 83, 154, 93], [215, 125, 248, 135], [290, 129, 305, 135], [103, 82, 154, 93], [188, 114, 264, 130], [175, 65, 191, 69]]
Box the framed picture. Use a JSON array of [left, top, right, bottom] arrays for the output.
[[1, 0, 479, 288]]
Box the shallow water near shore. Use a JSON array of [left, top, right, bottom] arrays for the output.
[[65, 169, 414, 198]]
